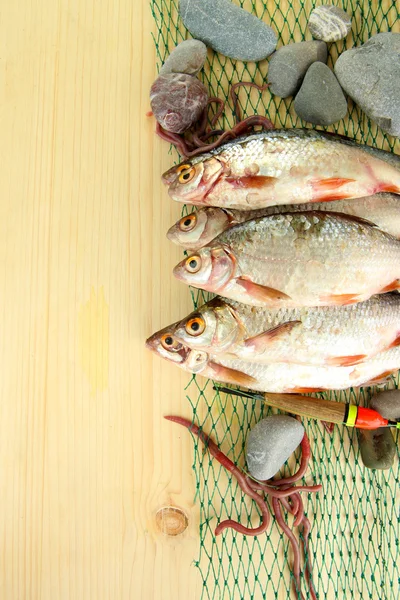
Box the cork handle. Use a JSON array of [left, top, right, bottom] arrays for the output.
[[263, 393, 346, 424]]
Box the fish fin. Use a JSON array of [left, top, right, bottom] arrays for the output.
[[319, 293, 362, 306], [244, 321, 302, 353], [225, 175, 277, 189], [387, 333, 400, 349], [380, 279, 400, 293], [208, 361, 258, 388], [378, 183, 400, 194], [364, 370, 398, 386], [325, 354, 368, 367], [236, 277, 291, 304], [311, 177, 356, 201], [288, 386, 327, 393]]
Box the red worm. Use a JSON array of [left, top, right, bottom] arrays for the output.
[[247, 478, 322, 498], [165, 416, 270, 536], [272, 498, 306, 600], [230, 82, 271, 124], [271, 432, 312, 486], [301, 515, 318, 600], [321, 420, 335, 434]]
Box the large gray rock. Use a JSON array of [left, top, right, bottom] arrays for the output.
[[159, 39, 208, 76], [246, 415, 304, 481], [334, 33, 400, 137], [308, 5, 352, 43], [268, 41, 328, 98], [294, 62, 347, 126], [179, 0, 277, 62], [370, 389, 400, 422], [358, 428, 395, 470]]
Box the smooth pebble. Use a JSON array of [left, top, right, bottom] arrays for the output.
[[335, 33, 400, 137], [246, 415, 304, 481], [150, 73, 208, 133], [294, 62, 347, 126], [268, 41, 327, 98], [179, 0, 277, 62], [358, 428, 395, 470], [370, 389, 400, 422], [308, 5, 352, 43], [159, 39, 207, 76]]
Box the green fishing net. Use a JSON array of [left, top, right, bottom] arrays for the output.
[[151, 1, 400, 598]]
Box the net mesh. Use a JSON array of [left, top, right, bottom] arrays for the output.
[[150, 1, 400, 598]]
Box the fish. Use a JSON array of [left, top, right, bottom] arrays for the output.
[[167, 193, 400, 251], [162, 129, 400, 209], [173, 211, 400, 307], [145, 325, 400, 393], [173, 295, 400, 367]]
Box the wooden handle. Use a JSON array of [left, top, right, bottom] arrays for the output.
[[263, 393, 347, 424]]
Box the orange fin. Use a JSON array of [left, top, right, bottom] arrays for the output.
[[311, 177, 356, 201], [319, 293, 362, 306], [365, 370, 398, 386], [226, 175, 277, 189], [388, 333, 400, 349], [380, 279, 400, 293], [244, 321, 302, 352], [236, 278, 291, 304], [208, 361, 258, 388], [378, 183, 400, 194], [325, 354, 368, 367], [288, 387, 327, 393]]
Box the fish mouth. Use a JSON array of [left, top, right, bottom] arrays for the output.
[[162, 165, 180, 185], [172, 262, 185, 281]]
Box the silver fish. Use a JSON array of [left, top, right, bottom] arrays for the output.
[[167, 193, 400, 251], [162, 129, 400, 209], [173, 211, 400, 307], [173, 295, 400, 366], [145, 325, 400, 393]]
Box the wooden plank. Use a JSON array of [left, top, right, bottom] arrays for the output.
[[0, 1, 202, 598]]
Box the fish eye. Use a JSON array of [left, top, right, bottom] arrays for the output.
[[185, 255, 201, 273], [161, 334, 182, 352], [178, 164, 196, 184], [185, 315, 206, 337], [179, 213, 197, 232]]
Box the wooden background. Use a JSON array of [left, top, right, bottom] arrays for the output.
[[1, 1, 399, 599], [0, 1, 201, 598]]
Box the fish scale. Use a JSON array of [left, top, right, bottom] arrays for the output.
[[167, 194, 400, 251], [163, 129, 400, 209], [173, 295, 400, 366], [173, 211, 400, 307]]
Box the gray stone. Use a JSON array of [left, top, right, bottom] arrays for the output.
[[246, 415, 304, 481], [268, 41, 328, 98], [294, 62, 347, 126], [159, 39, 208, 76], [334, 33, 400, 137], [179, 0, 277, 62], [308, 5, 352, 43], [358, 428, 395, 470], [370, 389, 400, 422]]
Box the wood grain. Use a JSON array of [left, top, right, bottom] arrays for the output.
[[0, 1, 201, 598]]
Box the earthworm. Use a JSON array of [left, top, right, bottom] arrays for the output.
[[272, 497, 305, 600], [321, 420, 335, 434], [247, 478, 322, 498], [164, 415, 270, 536], [230, 81, 271, 124], [155, 81, 275, 158], [165, 415, 320, 598], [271, 432, 312, 486]]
